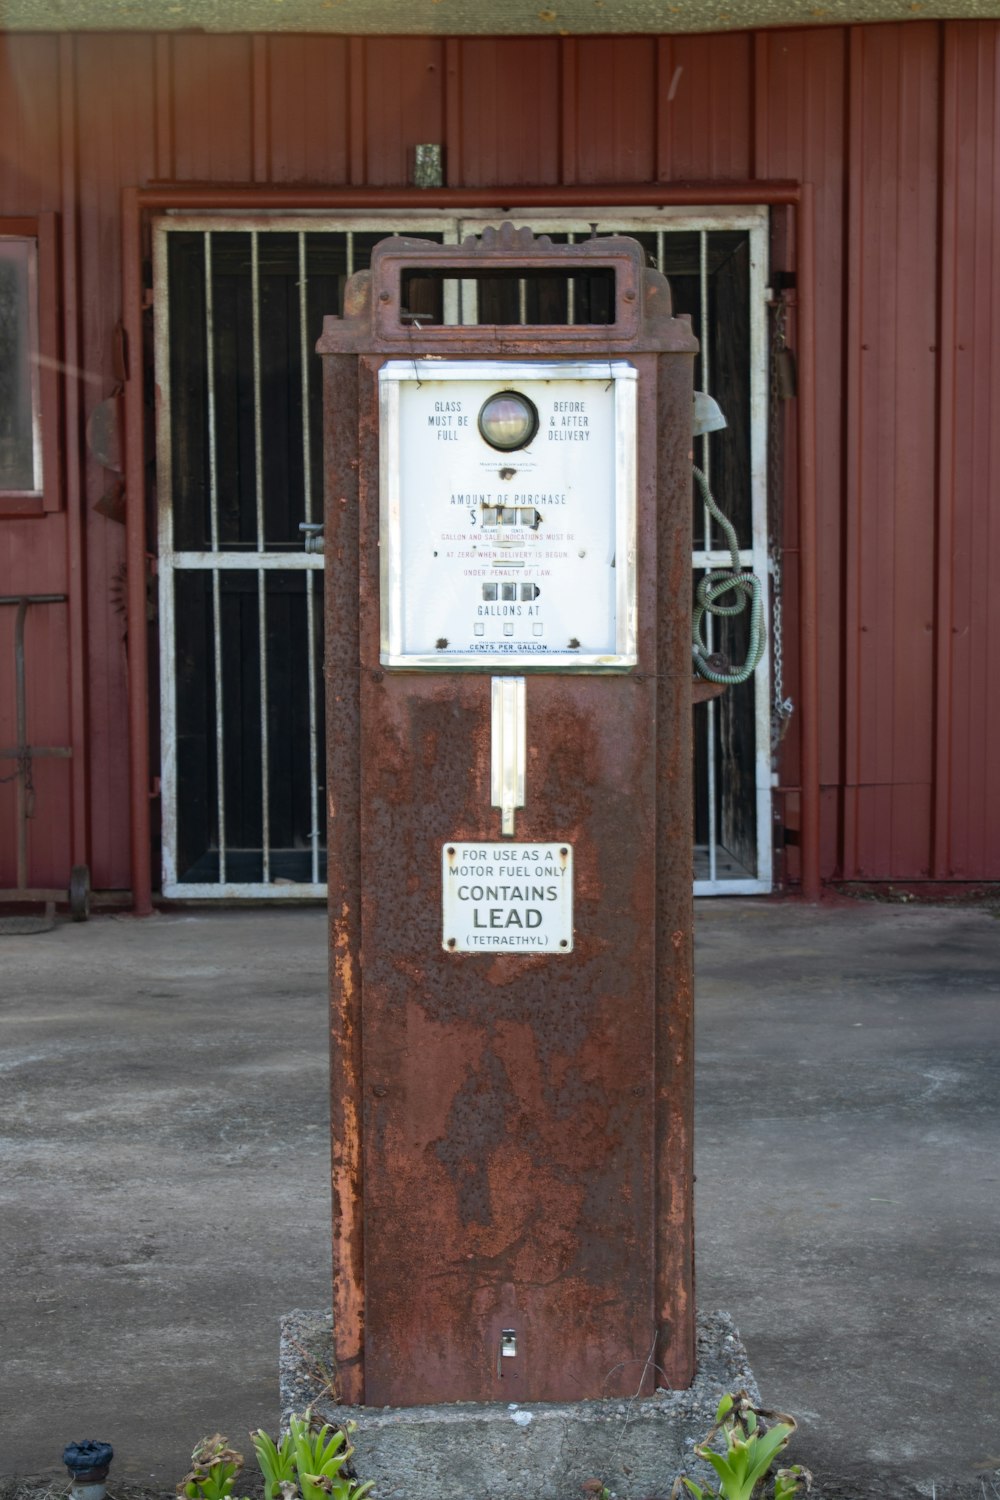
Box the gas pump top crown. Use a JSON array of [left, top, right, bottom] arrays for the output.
[[318, 223, 697, 674]]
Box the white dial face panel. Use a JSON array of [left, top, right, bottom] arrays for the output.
[[379, 360, 637, 670]]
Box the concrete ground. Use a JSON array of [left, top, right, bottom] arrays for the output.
[[0, 899, 997, 1500]]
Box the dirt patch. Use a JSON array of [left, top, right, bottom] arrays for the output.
[[0, 1476, 270, 1500]]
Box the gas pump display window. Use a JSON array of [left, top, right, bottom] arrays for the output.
[[379, 359, 637, 670], [477, 391, 539, 451]]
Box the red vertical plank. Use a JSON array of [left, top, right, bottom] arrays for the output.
[[574, 37, 657, 184], [0, 521, 72, 891], [455, 39, 561, 189], [663, 33, 752, 181], [758, 28, 847, 881], [444, 39, 462, 188], [362, 38, 445, 188], [58, 39, 89, 879], [154, 35, 175, 181], [655, 36, 675, 182], [560, 37, 578, 186], [843, 23, 940, 880], [252, 35, 270, 184], [0, 39, 72, 893], [267, 36, 349, 185], [933, 22, 959, 878], [171, 35, 253, 182], [944, 22, 1000, 878], [75, 35, 157, 893], [0, 35, 62, 211], [348, 37, 366, 187]]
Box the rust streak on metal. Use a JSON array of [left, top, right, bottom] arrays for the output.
[[324, 350, 366, 1403]]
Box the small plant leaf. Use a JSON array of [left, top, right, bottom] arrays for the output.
[[714, 1394, 735, 1424]]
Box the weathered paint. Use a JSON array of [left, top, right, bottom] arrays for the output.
[[2, 23, 1000, 897], [319, 231, 697, 1404]]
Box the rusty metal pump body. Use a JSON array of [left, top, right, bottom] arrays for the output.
[[319, 224, 698, 1408]]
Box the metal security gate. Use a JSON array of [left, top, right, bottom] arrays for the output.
[[457, 210, 772, 895], [154, 209, 770, 899]]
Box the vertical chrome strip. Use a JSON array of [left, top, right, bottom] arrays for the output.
[[299, 231, 320, 884], [700, 228, 718, 885], [346, 229, 354, 278], [518, 277, 528, 325], [205, 231, 227, 883]]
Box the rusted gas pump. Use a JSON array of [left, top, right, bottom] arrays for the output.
[[319, 224, 698, 1410]]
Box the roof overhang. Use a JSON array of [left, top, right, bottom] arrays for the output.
[[2, 0, 998, 33]]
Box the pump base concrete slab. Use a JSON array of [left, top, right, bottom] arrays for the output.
[[281, 1308, 759, 1500]]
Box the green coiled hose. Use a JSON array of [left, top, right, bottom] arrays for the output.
[[691, 464, 767, 687]]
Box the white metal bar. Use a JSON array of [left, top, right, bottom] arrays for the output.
[[748, 215, 773, 892], [299, 231, 321, 885], [518, 276, 527, 325], [258, 567, 271, 883], [205, 230, 227, 883], [205, 235, 221, 556], [699, 228, 718, 886], [461, 275, 479, 325], [306, 569, 320, 882], [693, 878, 766, 898], [566, 231, 576, 325], [441, 219, 461, 326], [212, 571, 227, 884], [25, 241, 44, 490], [457, 206, 768, 234], [299, 234, 313, 530], [491, 677, 526, 837], [164, 881, 329, 901], [166, 551, 324, 569], [250, 232, 271, 884], [152, 222, 179, 891], [346, 229, 354, 278], [455, 220, 479, 324], [252, 232, 265, 550], [692, 548, 755, 569]]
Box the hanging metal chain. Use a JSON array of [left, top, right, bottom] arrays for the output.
[[770, 548, 794, 754], [768, 291, 795, 758]]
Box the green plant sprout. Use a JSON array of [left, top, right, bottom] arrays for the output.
[[248, 1412, 373, 1500], [177, 1435, 245, 1500], [250, 1429, 296, 1500], [671, 1392, 811, 1500]]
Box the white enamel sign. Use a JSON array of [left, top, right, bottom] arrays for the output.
[[442, 842, 574, 953], [380, 360, 637, 670]]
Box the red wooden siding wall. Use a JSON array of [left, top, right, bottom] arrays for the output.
[[1, 22, 999, 895]]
